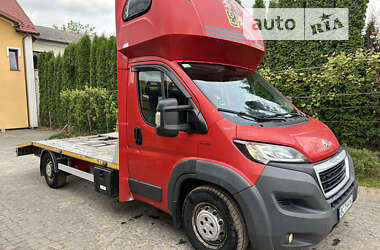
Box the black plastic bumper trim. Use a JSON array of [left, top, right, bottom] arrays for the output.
[[234, 154, 357, 250], [129, 178, 162, 202]]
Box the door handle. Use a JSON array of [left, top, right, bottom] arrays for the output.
[[134, 126, 142, 145]]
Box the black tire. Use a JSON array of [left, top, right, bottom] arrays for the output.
[[182, 185, 248, 250], [41, 152, 66, 188]]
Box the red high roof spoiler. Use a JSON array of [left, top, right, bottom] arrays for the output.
[[116, 0, 265, 71]]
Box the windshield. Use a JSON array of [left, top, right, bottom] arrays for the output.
[[180, 63, 296, 118]]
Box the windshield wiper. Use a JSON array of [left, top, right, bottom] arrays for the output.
[[217, 108, 286, 122], [265, 112, 305, 119]]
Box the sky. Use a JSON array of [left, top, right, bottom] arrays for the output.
[[18, 0, 380, 36], [365, 0, 380, 29], [17, 0, 116, 36]]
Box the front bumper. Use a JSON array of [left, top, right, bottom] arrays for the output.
[[234, 152, 358, 250]]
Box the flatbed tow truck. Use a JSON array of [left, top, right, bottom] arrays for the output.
[[17, 133, 120, 193], [17, 0, 358, 249]]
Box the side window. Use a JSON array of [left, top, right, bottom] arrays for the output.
[[138, 71, 162, 125], [137, 70, 188, 126], [164, 74, 188, 124], [164, 74, 187, 106], [8, 48, 19, 71], [123, 0, 152, 21]]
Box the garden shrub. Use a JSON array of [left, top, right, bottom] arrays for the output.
[[345, 146, 380, 177], [260, 51, 380, 148], [60, 87, 116, 133]]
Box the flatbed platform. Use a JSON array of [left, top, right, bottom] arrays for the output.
[[16, 133, 119, 170]]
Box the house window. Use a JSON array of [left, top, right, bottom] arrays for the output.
[[33, 52, 40, 70], [123, 0, 151, 21], [8, 48, 19, 71]]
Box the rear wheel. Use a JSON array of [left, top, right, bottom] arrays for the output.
[[41, 152, 66, 188], [182, 185, 248, 250]]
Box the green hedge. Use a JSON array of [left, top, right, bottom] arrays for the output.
[[260, 50, 380, 148], [253, 0, 368, 71], [60, 87, 117, 133], [38, 35, 118, 133]]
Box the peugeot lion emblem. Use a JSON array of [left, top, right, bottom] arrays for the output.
[[321, 139, 330, 150]]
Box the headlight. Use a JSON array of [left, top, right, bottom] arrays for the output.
[[234, 140, 308, 164]]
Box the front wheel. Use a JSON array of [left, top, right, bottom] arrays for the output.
[[182, 185, 248, 250]]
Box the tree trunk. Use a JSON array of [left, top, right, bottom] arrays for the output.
[[87, 113, 92, 133]]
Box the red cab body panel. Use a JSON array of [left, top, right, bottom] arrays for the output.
[[237, 117, 340, 163], [116, 0, 265, 71]]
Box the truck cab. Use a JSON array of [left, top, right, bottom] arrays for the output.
[[17, 0, 358, 249], [115, 0, 357, 249]]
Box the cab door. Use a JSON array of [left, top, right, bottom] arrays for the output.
[[126, 63, 198, 211]]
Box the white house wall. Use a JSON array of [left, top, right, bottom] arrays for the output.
[[24, 35, 38, 128], [33, 40, 67, 56]]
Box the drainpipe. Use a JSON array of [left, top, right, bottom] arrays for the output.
[[22, 34, 31, 127], [22, 34, 38, 128]]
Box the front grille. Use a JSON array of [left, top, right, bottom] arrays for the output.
[[314, 150, 349, 199], [330, 183, 355, 208], [319, 160, 346, 194]]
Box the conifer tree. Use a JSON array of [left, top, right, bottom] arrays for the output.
[[76, 35, 91, 88], [96, 36, 108, 89], [62, 43, 77, 90], [90, 35, 99, 87], [38, 53, 46, 126], [45, 56, 56, 126], [107, 36, 117, 91], [39, 52, 54, 126], [54, 56, 64, 126]]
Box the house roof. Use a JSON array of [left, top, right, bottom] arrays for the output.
[[34, 26, 82, 44], [0, 0, 39, 34]]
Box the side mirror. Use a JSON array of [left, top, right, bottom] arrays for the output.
[[155, 98, 191, 137]]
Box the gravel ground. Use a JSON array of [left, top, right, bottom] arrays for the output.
[[0, 129, 379, 250]]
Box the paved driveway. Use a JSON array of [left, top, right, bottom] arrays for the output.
[[1, 129, 379, 250]]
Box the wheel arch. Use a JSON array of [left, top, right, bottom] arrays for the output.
[[167, 159, 251, 229]]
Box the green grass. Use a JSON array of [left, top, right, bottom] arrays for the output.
[[48, 132, 69, 140], [345, 146, 380, 189], [357, 176, 380, 189]]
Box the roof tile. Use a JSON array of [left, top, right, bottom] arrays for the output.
[[35, 26, 82, 44], [0, 0, 39, 34]]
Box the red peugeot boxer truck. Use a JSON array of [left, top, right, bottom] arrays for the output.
[[17, 0, 358, 249]]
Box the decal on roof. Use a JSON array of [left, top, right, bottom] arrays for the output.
[[222, 0, 243, 28]]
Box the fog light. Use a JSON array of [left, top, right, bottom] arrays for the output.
[[288, 233, 294, 244]]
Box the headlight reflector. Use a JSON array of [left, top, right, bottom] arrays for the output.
[[235, 140, 308, 164]]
